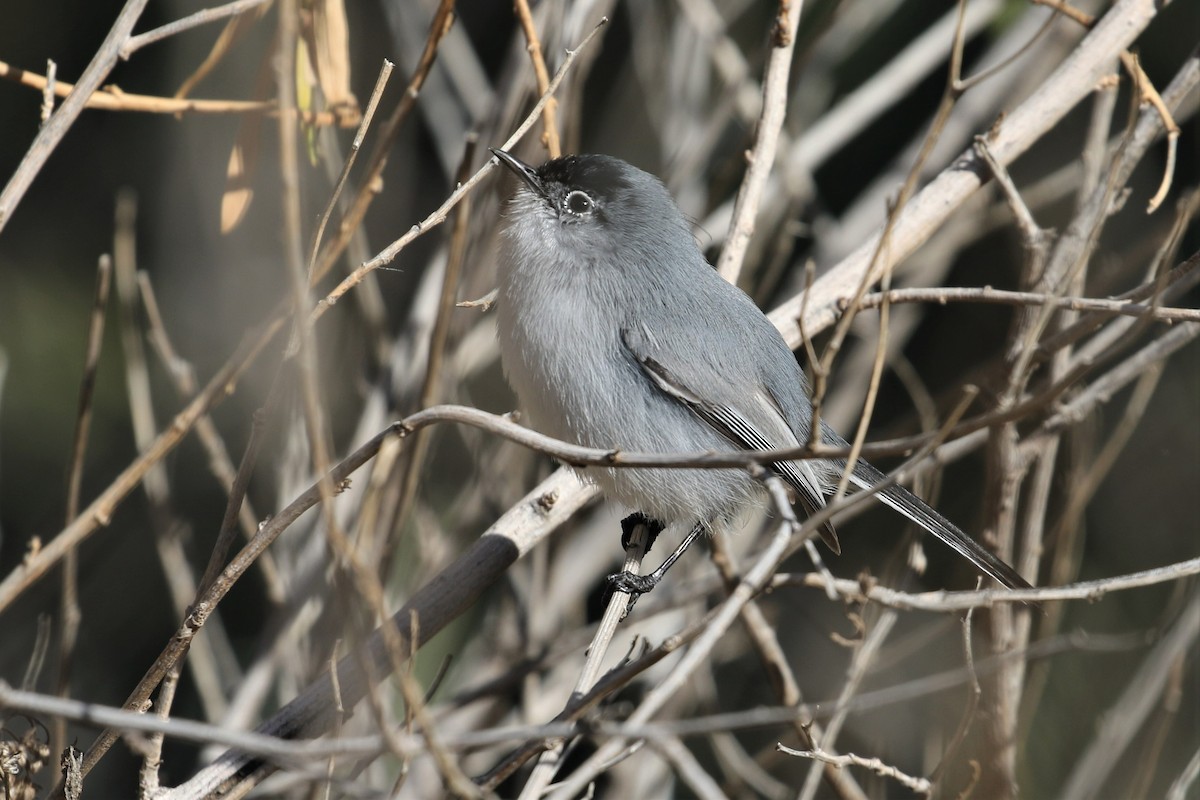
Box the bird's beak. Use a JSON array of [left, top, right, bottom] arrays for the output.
[[490, 148, 542, 194]]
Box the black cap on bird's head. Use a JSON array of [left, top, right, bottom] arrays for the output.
[[491, 149, 678, 233]]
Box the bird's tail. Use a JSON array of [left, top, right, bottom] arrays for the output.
[[848, 460, 1032, 590]]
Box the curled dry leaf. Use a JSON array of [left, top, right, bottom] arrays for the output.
[[220, 110, 261, 234], [220, 57, 272, 234], [308, 0, 354, 109]]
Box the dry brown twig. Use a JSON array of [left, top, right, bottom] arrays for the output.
[[0, 61, 359, 123], [797, 606, 899, 800], [818, 0, 1000, 512], [307, 59, 395, 281], [51, 257, 113, 770], [385, 135, 481, 573], [137, 272, 285, 600], [513, 0, 562, 158], [705, 535, 859, 795]]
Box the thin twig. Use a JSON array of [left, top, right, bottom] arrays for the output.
[[780, 743, 932, 795], [39, 59, 56, 123], [715, 0, 804, 283], [785, 556, 1200, 611], [977, 124, 1054, 793], [307, 59, 394, 279], [707, 534, 864, 798], [653, 736, 726, 800], [51, 256, 112, 768], [797, 609, 898, 800], [112, 190, 236, 730], [137, 662, 181, 796], [120, 0, 273, 58], [1031, 0, 1181, 212], [386, 135, 480, 569], [824, 0, 975, 510], [929, 601, 981, 789], [137, 272, 285, 601], [853, 285, 1200, 322], [513, 0, 562, 158], [0, 59, 358, 122]]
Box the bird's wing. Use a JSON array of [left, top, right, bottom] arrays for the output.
[[620, 325, 841, 553]]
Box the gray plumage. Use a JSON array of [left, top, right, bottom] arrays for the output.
[[492, 150, 1029, 591]]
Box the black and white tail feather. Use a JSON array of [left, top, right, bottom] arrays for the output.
[[846, 450, 1029, 590]]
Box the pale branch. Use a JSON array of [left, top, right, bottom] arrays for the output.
[[768, 0, 1171, 349], [120, 0, 273, 58], [779, 744, 933, 795], [715, 0, 804, 284], [785, 557, 1200, 611]]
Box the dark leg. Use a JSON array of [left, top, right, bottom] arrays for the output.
[[620, 512, 664, 555], [607, 521, 706, 611]]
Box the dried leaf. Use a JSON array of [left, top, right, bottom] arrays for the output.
[[310, 0, 353, 107], [220, 109, 262, 233]]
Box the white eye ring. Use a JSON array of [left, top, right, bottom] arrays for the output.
[[565, 190, 594, 215]]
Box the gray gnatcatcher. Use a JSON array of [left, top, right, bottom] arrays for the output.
[[490, 149, 1030, 597]]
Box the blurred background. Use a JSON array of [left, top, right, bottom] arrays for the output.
[[0, 0, 1197, 797]]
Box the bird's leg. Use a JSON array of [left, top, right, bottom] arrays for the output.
[[620, 512, 664, 555], [607, 520, 705, 612]]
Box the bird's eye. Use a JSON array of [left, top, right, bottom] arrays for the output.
[[565, 191, 593, 215]]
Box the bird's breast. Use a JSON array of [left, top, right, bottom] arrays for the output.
[[496, 259, 632, 446]]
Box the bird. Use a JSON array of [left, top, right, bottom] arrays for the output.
[[490, 148, 1031, 597]]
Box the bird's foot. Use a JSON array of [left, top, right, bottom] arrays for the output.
[[620, 512, 664, 555], [605, 569, 661, 617]]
